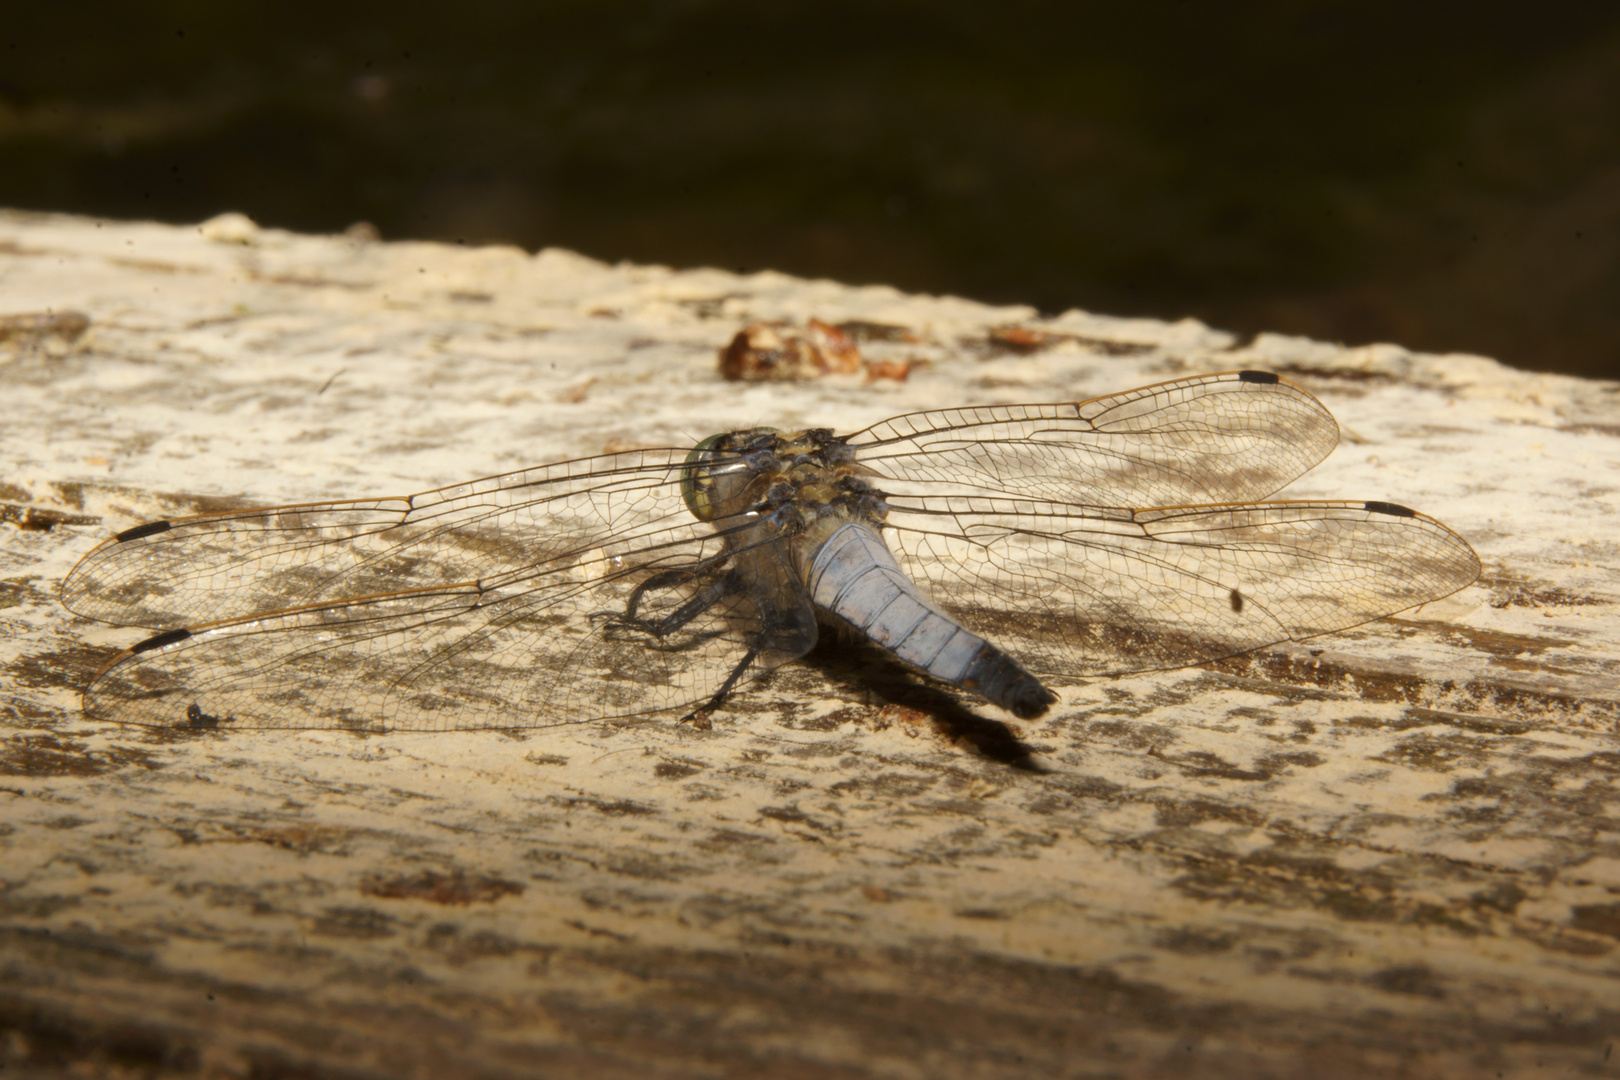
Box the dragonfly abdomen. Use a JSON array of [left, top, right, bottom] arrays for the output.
[[805, 522, 1055, 719]]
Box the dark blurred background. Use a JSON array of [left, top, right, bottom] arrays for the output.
[[3, 1, 1617, 377]]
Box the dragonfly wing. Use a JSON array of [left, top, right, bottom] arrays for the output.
[[62, 449, 697, 629], [848, 371, 1340, 506], [82, 523, 817, 730], [883, 497, 1480, 679]]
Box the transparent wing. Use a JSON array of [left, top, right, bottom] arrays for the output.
[[64, 449, 697, 629], [883, 497, 1480, 678], [849, 370, 1340, 505], [64, 449, 816, 730]]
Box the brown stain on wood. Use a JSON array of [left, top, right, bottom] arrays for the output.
[[361, 871, 525, 906], [0, 732, 163, 778]]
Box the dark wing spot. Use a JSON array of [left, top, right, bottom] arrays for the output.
[[115, 520, 173, 542], [131, 628, 191, 654], [1364, 500, 1416, 518], [1229, 588, 1244, 613], [1237, 370, 1280, 384]]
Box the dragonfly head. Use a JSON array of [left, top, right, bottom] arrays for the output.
[[681, 431, 774, 521]]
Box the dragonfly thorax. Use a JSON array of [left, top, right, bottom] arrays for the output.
[[680, 427, 887, 534]]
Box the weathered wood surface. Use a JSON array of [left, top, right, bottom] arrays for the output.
[[2, 208, 1617, 1079]]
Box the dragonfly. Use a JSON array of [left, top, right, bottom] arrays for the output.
[[61, 370, 1480, 732]]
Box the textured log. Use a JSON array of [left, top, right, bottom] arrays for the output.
[[1, 208, 1616, 1079]]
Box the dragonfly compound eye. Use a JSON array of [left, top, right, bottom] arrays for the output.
[[680, 433, 732, 521]]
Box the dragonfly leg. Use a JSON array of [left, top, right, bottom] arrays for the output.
[[612, 539, 737, 625], [681, 643, 763, 724], [608, 569, 737, 640]]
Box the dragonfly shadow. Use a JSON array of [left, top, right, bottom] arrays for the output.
[[796, 638, 1048, 772]]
